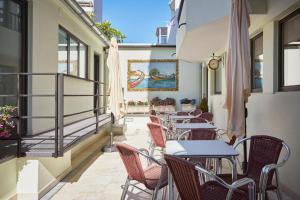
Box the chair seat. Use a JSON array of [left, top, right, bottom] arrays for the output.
[[218, 174, 277, 192], [144, 164, 168, 190], [202, 181, 248, 200]]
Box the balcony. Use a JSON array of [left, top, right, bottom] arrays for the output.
[[176, 0, 269, 62], [0, 73, 111, 160]]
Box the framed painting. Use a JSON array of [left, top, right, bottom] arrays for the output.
[[128, 59, 179, 91]]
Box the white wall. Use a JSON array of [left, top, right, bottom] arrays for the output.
[[118, 46, 201, 110], [204, 2, 300, 199], [28, 0, 107, 134]]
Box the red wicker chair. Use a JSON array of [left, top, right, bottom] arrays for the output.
[[219, 135, 291, 200], [201, 112, 214, 122], [190, 117, 208, 123], [193, 108, 203, 116], [149, 115, 161, 124], [149, 109, 157, 116], [147, 122, 167, 157], [164, 154, 256, 200], [116, 143, 168, 200]]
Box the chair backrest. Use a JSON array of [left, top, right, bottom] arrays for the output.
[[193, 109, 202, 116], [116, 143, 145, 183], [149, 109, 156, 116], [164, 155, 202, 200], [149, 115, 160, 124], [188, 128, 217, 140], [190, 117, 207, 123], [246, 135, 283, 185], [177, 111, 189, 116], [200, 112, 213, 122], [147, 122, 166, 148]]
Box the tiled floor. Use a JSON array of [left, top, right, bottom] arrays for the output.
[[44, 116, 280, 200], [47, 116, 160, 200]]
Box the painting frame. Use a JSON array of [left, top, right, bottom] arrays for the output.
[[127, 59, 179, 91]]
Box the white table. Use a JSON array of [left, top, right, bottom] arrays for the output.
[[166, 140, 239, 199], [169, 115, 196, 120], [174, 123, 216, 130]]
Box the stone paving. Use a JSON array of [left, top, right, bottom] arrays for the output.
[[48, 116, 160, 200]]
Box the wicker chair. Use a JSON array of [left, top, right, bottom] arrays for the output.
[[149, 115, 161, 124], [201, 112, 214, 122], [149, 109, 157, 116], [164, 154, 256, 200], [147, 122, 167, 157], [116, 143, 168, 200], [190, 117, 208, 123], [218, 135, 291, 200]]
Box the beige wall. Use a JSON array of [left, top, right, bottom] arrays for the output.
[[27, 0, 107, 134], [205, 2, 300, 199], [118, 46, 202, 110]]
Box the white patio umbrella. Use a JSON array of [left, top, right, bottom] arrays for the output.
[[224, 0, 251, 139], [107, 37, 124, 120], [224, 0, 251, 170]]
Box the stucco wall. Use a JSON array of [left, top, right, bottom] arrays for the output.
[[28, 0, 107, 134], [204, 2, 300, 199], [118, 46, 202, 110]]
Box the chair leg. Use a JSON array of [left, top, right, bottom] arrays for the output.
[[151, 188, 158, 200], [162, 186, 167, 200], [275, 170, 282, 200], [275, 189, 282, 200], [121, 178, 130, 200]]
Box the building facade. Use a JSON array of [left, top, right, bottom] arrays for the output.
[[176, 0, 300, 199], [0, 0, 110, 199], [76, 0, 103, 22]]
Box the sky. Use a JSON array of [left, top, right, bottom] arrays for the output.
[[103, 0, 170, 43]]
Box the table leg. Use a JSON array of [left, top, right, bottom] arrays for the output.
[[228, 156, 237, 181], [168, 169, 174, 200]]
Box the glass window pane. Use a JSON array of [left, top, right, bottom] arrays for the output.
[[79, 43, 87, 78], [252, 34, 263, 91], [284, 45, 300, 86], [215, 65, 222, 94], [0, 0, 22, 106], [69, 37, 78, 76], [58, 29, 68, 74]]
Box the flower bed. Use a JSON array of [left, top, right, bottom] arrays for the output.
[[0, 106, 17, 138], [150, 97, 176, 113], [126, 101, 150, 114], [180, 98, 196, 111]]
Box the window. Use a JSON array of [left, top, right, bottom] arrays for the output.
[[279, 9, 300, 91], [214, 57, 223, 94], [58, 27, 88, 79], [160, 35, 167, 44], [251, 33, 263, 92]]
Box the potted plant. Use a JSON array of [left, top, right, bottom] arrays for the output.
[[0, 106, 17, 138], [199, 97, 209, 113], [180, 98, 196, 111], [151, 97, 176, 113]]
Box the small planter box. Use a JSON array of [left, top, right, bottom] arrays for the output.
[[152, 105, 176, 113], [126, 105, 150, 114], [181, 104, 196, 112]]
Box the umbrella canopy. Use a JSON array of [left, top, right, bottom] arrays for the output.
[[224, 0, 251, 138], [107, 37, 124, 119]]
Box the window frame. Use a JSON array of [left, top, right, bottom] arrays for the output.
[[278, 8, 300, 92], [58, 25, 88, 79], [250, 32, 263, 93]]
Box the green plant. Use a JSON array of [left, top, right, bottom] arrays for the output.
[[0, 105, 17, 138], [199, 97, 209, 112], [95, 21, 126, 43]]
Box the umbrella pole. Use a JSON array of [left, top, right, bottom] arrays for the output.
[[242, 104, 248, 173], [103, 113, 116, 152]]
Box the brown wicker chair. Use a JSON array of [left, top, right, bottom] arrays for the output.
[[116, 143, 168, 200], [164, 154, 256, 200], [190, 117, 208, 123], [201, 112, 214, 122], [218, 135, 291, 200]]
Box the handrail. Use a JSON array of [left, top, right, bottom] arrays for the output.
[[0, 72, 110, 158], [177, 0, 185, 24]]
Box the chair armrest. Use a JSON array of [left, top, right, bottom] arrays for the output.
[[182, 119, 191, 123], [138, 148, 164, 166], [195, 165, 256, 200], [177, 130, 191, 140], [259, 141, 291, 192]]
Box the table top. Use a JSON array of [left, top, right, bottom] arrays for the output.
[[165, 140, 239, 157], [174, 123, 216, 129], [169, 115, 195, 119]]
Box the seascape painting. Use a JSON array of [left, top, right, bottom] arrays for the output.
[[128, 60, 178, 91]]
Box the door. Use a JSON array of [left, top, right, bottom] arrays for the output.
[[94, 54, 100, 113]]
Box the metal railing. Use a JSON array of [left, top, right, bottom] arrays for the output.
[[0, 72, 110, 158]]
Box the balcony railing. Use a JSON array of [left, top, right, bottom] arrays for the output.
[[0, 73, 111, 159]]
